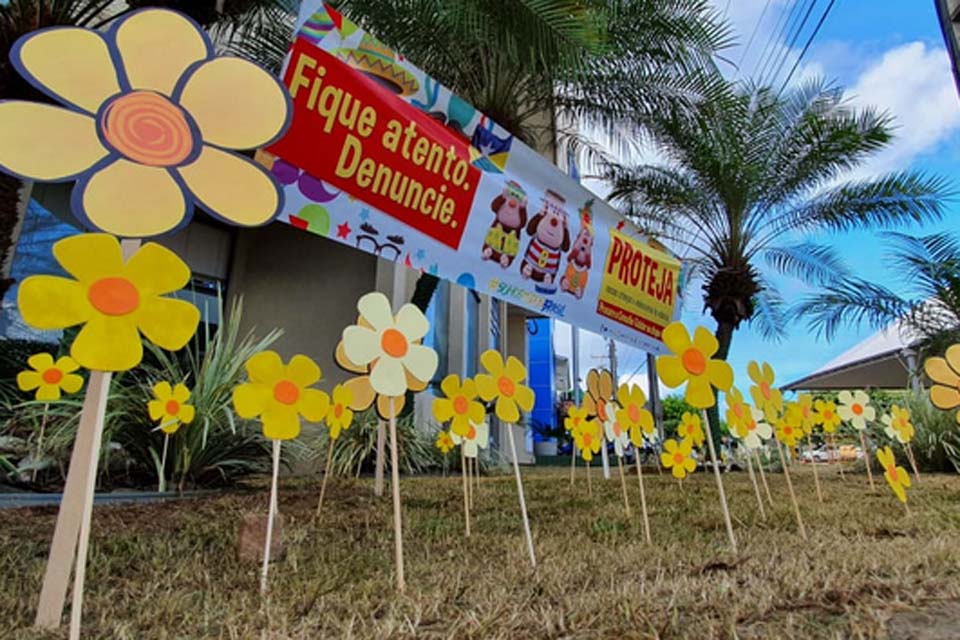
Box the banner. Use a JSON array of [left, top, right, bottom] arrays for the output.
[[260, 2, 682, 352]]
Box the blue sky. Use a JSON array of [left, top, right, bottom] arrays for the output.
[[557, 0, 960, 397]]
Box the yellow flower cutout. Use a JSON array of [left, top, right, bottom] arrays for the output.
[[661, 438, 696, 479], [724, 386, 750, 431], [451, 421, 489, 458], [326, 384, 354, 440], [812, 399, 842, 433], [837, 390, 876, 430], [233, 351, 330, 440], [147, 381, 195, 435], [435, 430, 455, 455], [774, 415, 802, 448], [732, 404, 771, 450], [582, 368, 614, 421], [676, 411, 705, 447], [603, 401, 631, 457], [572, 419, 602, 462], [475, 349, 534, 423], [565, 404, 590, 433], [615, 383, 654, 447], [925, 345, 960, 423], [432, 374, 485, 437], [18, 234, 200, 371], [747, 360, 783, 421], [656, 322, 732, 408], [17, 353, 83, 400], [786, 394, 816, 435], [877, 446, 911, 503], [336, 292, 437, 419], [881, 405, 915, 444], [0, 9, 291, 237]]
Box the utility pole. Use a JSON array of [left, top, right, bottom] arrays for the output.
[[647, 352, 663, 442]]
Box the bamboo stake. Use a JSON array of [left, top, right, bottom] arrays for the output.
[[158, 433, 169, 493], [259, 440, 281, 595], [775, 440, 807, 541], [633, 453, 652, 544], [586, 459, 592, 497], [859, 431, 875, 490], [374, 420, 385, 497], [701, 410, 737, 553], [315, 442, 335, 518], [905, 442, 921, 482], [755, 450, 774, 506], [461, 446, 470, 537], [808, 435, 823, 503], [745, 450, 766, 520], [388, 403, 405, 592], [506, 423, 536, 568], [830, 434, 845, 479], [569, 444, 576, 485], [616, 454, 631, 518]]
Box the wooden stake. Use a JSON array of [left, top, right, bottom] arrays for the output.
[[859, 431, 875, 490], [830, 434, 845, 479], [315, 442, 335, 518], [388, 404, 405, 592], [808, 435, 823, 504], [701, 410, 737, 553], [905, 442, 921, 482], [755, 450, 774, 506], [259, 440, 281, 595], [586, 459, 592, 497], [616, 454, 631, 518], [633, 454, 652, 544], [569, 444, 576, 486], [745, 450, 766, 520], [506, 423, 536, 568], [374, 420, 386, 497], [461, 446, 471, 537], [158, 433, 169, 494], [776, 440, 807, 541]]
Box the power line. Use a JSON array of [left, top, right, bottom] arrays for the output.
[[733, 0, 775, 80], [751, 0, 798, 83], [764, 0, 822, 89], [758, 0, 814, 87], [777, 0, 839, 95]]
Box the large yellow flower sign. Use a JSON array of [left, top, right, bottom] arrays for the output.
[[0, 8, 292, 237], [656, 323, 733, 408]]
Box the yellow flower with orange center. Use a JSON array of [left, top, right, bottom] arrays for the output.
[[924, 345, 960, 423], [661, 438, 696, 479], [432, 374, 485, 437], [775, 415, 802, 448], [475, 349, 534, 423], [147, 381, 195, 435], [232, 351, 330, 440], [326, 384, 354, 440], [0, 9, 291, 237], [876, 446, 911, 503], [602, 401, 631, 457], [724, 386, 750, 431], [615, 383, 654, 447], [881, 405, 915, 444], [582, 368, 614, 421], [748, 361, 783, 422], [812, 399, 842, 433], [435, 430, 455, 455], [676, 411, 705, 448], [17, 234, 199, 371], [656, 322, 732, 408], [572, 418, 602, 462], [731, 404, 771, 450], [565, 404, 589, 433], [786, 394, 816, 435], [451, 421, 489, 458], [16, 353, 83, 400]]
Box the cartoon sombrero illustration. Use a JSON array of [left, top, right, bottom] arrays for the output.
[[337, 34, 419, 96], [299, 5, 358, 44]]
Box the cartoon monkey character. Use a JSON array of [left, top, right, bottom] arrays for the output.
[[560, 199, 595, 299], [520, 189, 570, 293], [482, 180, 527, 268]]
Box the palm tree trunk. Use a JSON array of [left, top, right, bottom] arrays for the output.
[[707, 319, 736, 452]]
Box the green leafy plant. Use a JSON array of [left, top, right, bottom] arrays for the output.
[[324, 408, 442, 477], [899, 393, 960, 473]]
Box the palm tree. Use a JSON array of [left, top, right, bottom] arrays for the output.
[[795, 231, 960, 358]]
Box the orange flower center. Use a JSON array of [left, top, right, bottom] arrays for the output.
[[42, 368, 63, 384], [824, 410, 833, 420], [897, 418, 907, 429], [613, 423, 622, 437], [100, 91, 194, 167], [165, 400, 180, 415], [887, 465, 898, 482], [582, 433, 592, 447], [760, 381, 771, 399], [681, 348, 706, 375], [467, 424, 477, 439], [573, 416, 581, 427], [334, 404, 343, 418], [273, 380, 300, 405], [380, 328, 408, 358], [746, 420, 756, 432], [784, 425, 793, 435], [88, 277, 140, 316], [733, 404, 744, 418], [802, 406, 810, 419], [852, 403, 863, 415], [673, 452, 684, 465], [628, 405, 640, 423], [497, 375, 515, 397], [453, 395, 469, 414]]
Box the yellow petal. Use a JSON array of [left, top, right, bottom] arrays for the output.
[[61, 374, 84, 394], [0, 102, 106, 181], [115, 9, 211, 96], [262, 404, 301, 440], [17, 371, 41, 392], [18, 275, 91, 330], [14, 28, 119, 113], [685, 376, 715, 409], [343, 376, 375, 411], [692, 326, 719, 358], [930, 384, 960, 410], [153, 381, 173, 400], [474, 373, 497, 402], [707, 359, 733, 392], [287, 354, 321, 388], [161, 421, 181, 435], [598, 369, 613, 398], [148, 399, 165, 421], [178, 146, 281, 226], [660, 452, 673, 467], [433, 398, 454, 423], [76, 159, 187, 237], [71, 314, 142, 371], [233, 383, 270, 418], [55, 356, 80, 374], [376, 394, 405, 420], [925, 356, 957, 386], [179, 404, 195, 424], [505, 355, 528, 383], [479, 349, 505, 377], [53, 233, 122, 283], [246, 351, 283, 384], [178, 56, 289, 149], [468, 402, 486, 426], [136, 296, 199, 351], [514, 384, 535, 413], [124, 243, 191, 296], [27, 353, 55, 371], [946, 344, 960, 375], [440, 374, 460, 398], [656, 355, 687, 388], [495, 396, 519, 423], [36, 384, 61, 401], [298, 388, 330, 422], [661, 322, 691, 355], [172, 383, 190, 403]]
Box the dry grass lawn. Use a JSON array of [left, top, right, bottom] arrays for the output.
[[3, 463, 960, 638]]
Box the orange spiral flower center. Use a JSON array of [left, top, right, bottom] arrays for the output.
[[100, 91, 194, 167], [42, 368, 63, 384], [628, 405, 640, 423], [673, 452, 684, 465], [88, 277, 140, 316], [165, 400, 180, 415], [681, 348, 706, 375], [380, 328, 408, 358], [852, 403, 863, 415], [497, 375, 515, 397], [453, 395, 469, 414], [273, 380, 300, 405]]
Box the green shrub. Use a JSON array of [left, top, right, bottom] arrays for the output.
[[900, 393, 960, 473]]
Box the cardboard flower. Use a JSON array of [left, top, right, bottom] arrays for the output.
[[656, 322, 732, 408], [661, 438, 696, 479], [0, 9, 291, 237], [615, 383, 654, 446], [451, 421, 489, 458], [925, 345, 960, 423], [336, 292, 437, 419], [432, 374, 485, 437], [724, 387, 750, 431], [475, 349, 535, 423], [837, 390, 876, 430], [881, 405, 915, 444], [786, 394, 816, 435], [732, 404, 772, 450], [775, 416, 802, 448], [603, 402, 630, 457], [748, 361, 783, 421], [812, 399, 842, 433], [326, 384, 354, 440], [565, 404, 589, 433], [435, 430, 455, 454], [147, 381, 194, 434], [18, 234, 200, 371], [16, 353, 83, 400], [877, 445, 911, 503], [676, 411, 705, 447], [572, 418, 602, 462], [582, 368, 614, 422], [233, 351, 330, 440]]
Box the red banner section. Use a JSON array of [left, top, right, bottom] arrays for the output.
[[268, 37, 480, 249]]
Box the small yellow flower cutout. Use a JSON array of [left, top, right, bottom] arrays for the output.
[[573, 419, 602, 462], [326, 384, 354, 440], [233, 351, 330, 440], [661, 438, 696, 479], [17, 353, 83, 400], [837, 390, 876, 430], [775, 415, 802, 448], [786, 394, 816, 435], [0, 8, 291, 237], [451, 421, 489, 458], [881, 405, 915, 444], [603, 402, 631, 457], [475, 349, 535, 423], [656, 322, 732, 408], [812, 399, 842, 433], [565, 404, 589, 434], [17, 234, 200, 372], [925, 344, 960, 423], [582, 368, 614, 421], [432, 374, 485, 437], [724, 387, 750, 432], [732, 404, 772, 450], [877, 446, 911, 503], [615, 383, 654, 447], [147, 381, 195, 435], [747, 361, 783, 421], [676, 411, 705, 447], [435, 430, 455, 454]]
